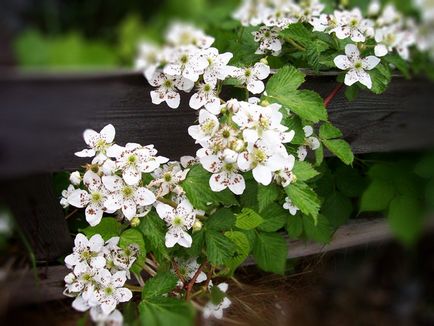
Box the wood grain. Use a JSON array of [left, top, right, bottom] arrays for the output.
[[0, 71, 433, 178]]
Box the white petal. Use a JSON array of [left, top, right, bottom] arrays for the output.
[[68, 189, 90, 208], [89, 234, 104, 251], [91, 256, 106, 269], [115, 288, 133, 303], [247, 80, 265, 94], [344, 69, 359, 86], [253, 62, 270, 80], [111, 271, 127, 287], [177, 230, 193, 248], [209, 173, 227, 192], [165, 92, 181, 109], [83, 171, 102, 190], [227, 174, 245, 195], [344, 44, 360, 61], [83, 129, 99, 147], [150, 90, 164, 105], [100, 124, 115, 143], [252, 165, 273, 185], [362, 56, 380, 70], [189, 92, 205, 110], [135, 187, 156, 206], [64, 253, 79, 267], [102, 175, 123, 192], [200, 154, 222, 173], [72, 296, 90, 312], [85, 204, 104, 226], [334, 55, 352, 70], [123, 166, 141, 186], [106, 144, 125, 158], [75, 148, 96, 158], [122, 199, 137, 220], [156, 203, 173, 220], [101, 298, 117, 316], [357, 70, 373, 89]]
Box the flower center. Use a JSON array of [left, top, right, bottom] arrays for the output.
[[222, 129, 231, 139], [204, 84, 212, 92], [354, 61, 363, 69], [202, 120, 216, 134], [350, 18, 359, 27], [122, 186, 134, 198], [224, 163, 235, 172], [127, 154, 138, 165], [104, 286, 114, 296], [164, 172, 172, 182], [95, 139, 107, 150], [164, 79, 173, 88], [173, 216, 184, 226], [252, 148, 267, 164], [180, 54, 189, 64], [244, 69, 252, 78], [91, 191, 102, 203]]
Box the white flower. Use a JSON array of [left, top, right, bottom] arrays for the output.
[[297, 126, 320, 161], [334, 44, 380, 89], [135, 42, 162, 81], [283, 197, 299, 215], [203, 283, 231, 319], [149, 162, 188, 197], [200, 149, 246, 195], [89, 270, 133, 316], [60, 184, 75, 208], [188, 109, 220, 146], [90, 307, 123, 326], [174, 258, 207, 285], [164, 46, 209, 82], [156, 199, 196, 248], [310, 14, 338, 33], [74, 124, 116, 164], [103, 175, 156, 220], [377, 4, 402, 27], [180, 156, 198, 168], [67, 171, 112, 226], [149, 71, 194, 109], [374, 26, 402, 57], [65, 233, 106, 271], [189, 83, 221, 114], [69, 171, 82, 186], [332, 9, 373, 42], [238, 139, 287, 186], [368, 0, 381, 16], [202, 48, 234, 87], [252, 26, 283, 56], [262, 5, 297, 28], [165, 22, 214, 49], [107, 143, 168, 186], [233, 0, 266, 26], [295, 0, 324, 23], [273, 155, 296, 187], [231, 62, 270, 94]]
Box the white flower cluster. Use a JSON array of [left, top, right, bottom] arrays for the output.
[[414, 0, 434, 59], [64, 233, 137, 324], [232, 0, 426, 89], [136, 22, 274, 111]]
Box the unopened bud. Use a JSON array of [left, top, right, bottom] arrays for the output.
[[69, 171, 82, 185], [260, 57, 269, 65], [131, 217, 141, 227], [193, 220, 203, 232]]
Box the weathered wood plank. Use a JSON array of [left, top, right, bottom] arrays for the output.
[[0, 71, 433, 178], [6, 217, 434, 306], [0, 174, 72, 261]]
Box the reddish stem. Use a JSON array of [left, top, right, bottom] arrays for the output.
[[185, 263, 205, 301], [172, 260, 185, 285], [324, 83, 344, 108]]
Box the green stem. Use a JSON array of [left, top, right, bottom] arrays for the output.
[[287, 38, 305, 52]]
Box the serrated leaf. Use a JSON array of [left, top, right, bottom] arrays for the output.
[[303, 214, 333, 244], [235, 208, 264, 230], [206, 230, 237, 265], [142, 272, 178, 299], [181, 165, 238, 210], [224, 231, 250, 274], [206, 208, 236, 231], [319, 123, 343, 139], [388, 195, 423, 246], [282, 115, 305, 145], [258, 203, 287, 232], [266, 65, 305, 93], [369, 63, 392, 94], [335, 165, 366, 198], [360, 179, 395, 212], [321, 192, 353, 227], [285, 182, 321, 220], [257, 184, 280, 212], [81, 218, 122, 240], [345, 84, 360, 101], [267, 89, 328, 123], [120, 228, 146, 273], [139, 212, 169, 261], [322, 139, 354, 165], [253, 232, 287, 274], [280, 23, 312, 47], [286, 214, 303, 239], [384, 54, 410, 78], [139, 297, 195, 326], [293, 161, 320, 182]]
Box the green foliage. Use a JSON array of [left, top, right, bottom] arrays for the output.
[[138, 212, 169, 261], [181, 165, 238, 211], [360, 179, 396, 212], [369, 63, 392, 94], [139, 297, 195, 326], [206, 230, 237, 265], [321, 192, 353, 227], [206, 208, 236, 231], [120, 228, 147, 273], [81, 218, 122, 240], [319, 123, 354, 165], [302, 214, 333, 244], [293, 161, 320, 182], [223, 231, 250, 274], [142, 272, 179, 299], [286, 214, 303, 239], [235, 208, 264, 230], [258, 203, 288, 232], [253, 231, 287, 274], [285, 182, 321, 221], [257, 184, 281, 213], [266, 66, 328, 123]]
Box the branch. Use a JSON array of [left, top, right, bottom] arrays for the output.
[[324, 83, 344, 108], [185, 262, 206, 301]]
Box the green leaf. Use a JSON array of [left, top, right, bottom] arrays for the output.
[[282, 115, 305, 145], [286, 214, 303, 239], [285, 182, 321, 220], [369, 63, 392, 94], [139, 297, 195, 326], [280, 23, 312, 47], [384, 54, 410, 79], [206, 230, 237, 265], [345, 84, 360, 101], [81, 218, 122, 240], [266, 65, 305, 93], [253, 232, 287, 274], [319, 123, 343, 139], [321, 192, 353, 227], [142, 272, 178, 299], [119, 228, 146, 273], [415, 154, 434, 179], [322, 139, 354, 165], [360, 179, 395, 212], [267, 90, 328, 123], [181, 165, 238, 211], [293, 161, 320, 182], [139, 212, 169, 261], [335, 165, 366, 198], [224, 231, 250, 274], [303, 214, 333, 244], [258, 203, 287, 232], [235, 208, 264, 230], [239, 178, 259, 210], [206, 208, 235, 231], [257, 184, 280, 213], [388, 195, 423, 246]]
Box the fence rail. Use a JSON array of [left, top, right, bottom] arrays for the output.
[[0, 70, 433, 262]]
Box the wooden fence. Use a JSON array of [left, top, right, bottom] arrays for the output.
[[1, 70, 434, 264]]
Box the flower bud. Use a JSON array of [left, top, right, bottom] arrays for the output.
[[69, 171, 81, 185], [260, 57, 269, 65], [130, 217, 141, 227], [193, 220, 203, 232]]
